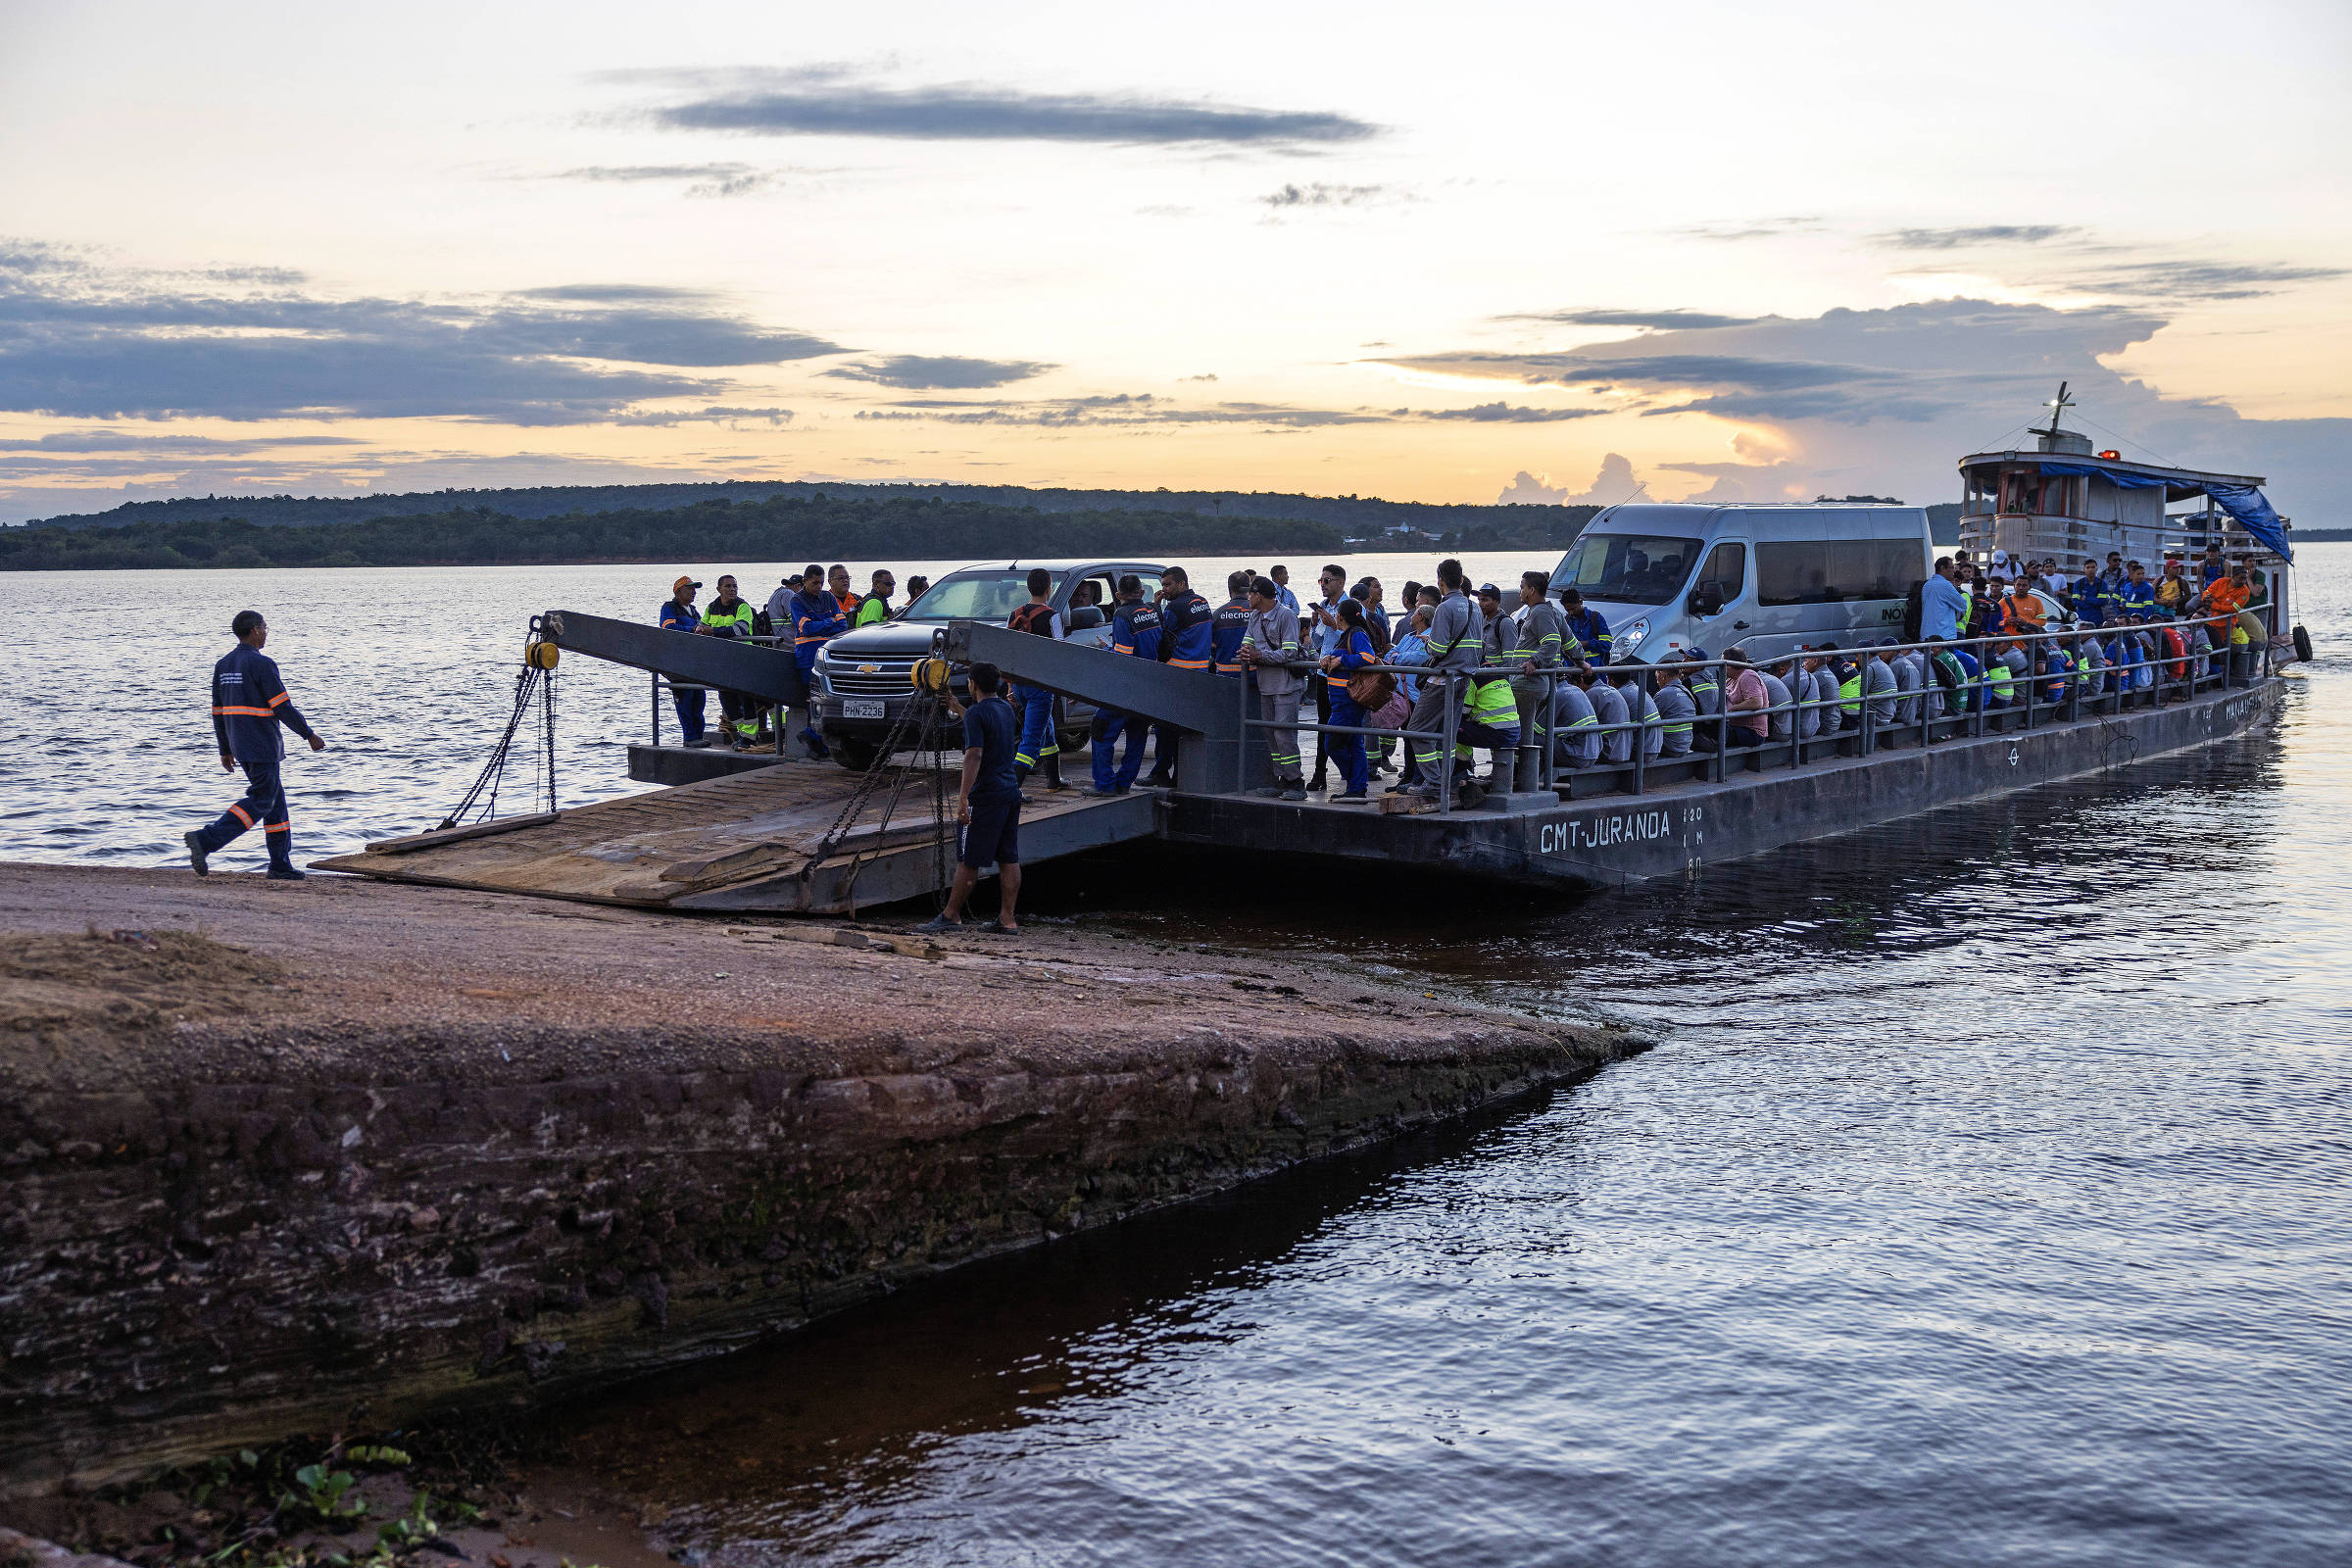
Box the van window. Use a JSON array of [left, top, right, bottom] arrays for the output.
[[1756, 540, 1922, 605], [1555, 532, 1704, 607], [1698, 542, 1745, 600]]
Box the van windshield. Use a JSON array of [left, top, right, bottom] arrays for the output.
[[904, 570, 1062, 622], [1556, 533, 1704, 607]]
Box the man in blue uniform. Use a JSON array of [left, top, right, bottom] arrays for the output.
[[1561, 588, 1612, 666], [1091, 575, 1162, 793], [658, 574, 709, 746], [787, 563, 846, 759], [186, 611, 326, 880], [1143, 566, 1213, 788]]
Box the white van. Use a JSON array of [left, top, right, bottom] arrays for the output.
[[1545, 503, 1935, 663]]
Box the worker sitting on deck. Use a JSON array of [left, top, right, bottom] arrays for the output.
[[659, 575, 709, 747], [1765, 655, 1816, 740], [1005, 567, 1066, 792], [918, 662, 1025, 937], [1582, 662, 1634, 764], [1612, 661, 1663, 762], [1863, 642, 1900, 732], [1717, 649, 1769, 750], [1240, 573, 1308, 800], [1091, 575, 1162, 795], [1650, 661, 1697, 759], [1548, 663, 1603, 767], [786, 564, 846, 760], [699, 574, 772, 752]]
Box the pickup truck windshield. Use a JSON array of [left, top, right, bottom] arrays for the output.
[[904, 570, 1064, 622], [1556, 533, 1704, 607]]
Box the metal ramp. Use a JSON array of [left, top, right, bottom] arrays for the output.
[[318, 761, 1156, 914]]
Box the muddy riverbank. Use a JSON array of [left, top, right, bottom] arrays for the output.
[[0, 864, 1638, 1497]]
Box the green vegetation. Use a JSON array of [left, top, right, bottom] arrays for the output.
[[0, 493, 1345, 571]]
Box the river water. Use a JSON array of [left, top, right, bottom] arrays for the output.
[[7, 549, 2351, 1564]]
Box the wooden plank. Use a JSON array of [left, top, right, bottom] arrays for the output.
[[365, 811, 564, 855]]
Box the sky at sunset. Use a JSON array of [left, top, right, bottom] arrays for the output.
[[2, 0, 2347, 523]]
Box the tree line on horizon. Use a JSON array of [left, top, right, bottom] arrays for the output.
[[0, 493, 1357, 572]]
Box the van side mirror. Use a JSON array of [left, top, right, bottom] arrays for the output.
[[1690, 580, 1725, 616]]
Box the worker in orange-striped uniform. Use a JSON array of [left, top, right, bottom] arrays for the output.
[[186, 610, 326, 881]]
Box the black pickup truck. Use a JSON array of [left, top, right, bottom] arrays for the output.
[[808, 559, 1169, 769]]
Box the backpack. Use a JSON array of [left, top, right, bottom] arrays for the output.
[[1007, 603, 1056, 637]]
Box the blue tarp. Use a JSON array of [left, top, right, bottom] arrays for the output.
[[2037, 463, 2293, 563]]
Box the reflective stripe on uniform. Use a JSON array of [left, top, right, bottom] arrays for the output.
[[213, 706, 274, 717]]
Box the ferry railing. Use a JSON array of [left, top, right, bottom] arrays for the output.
[[650, 631, 797, 753], [1228, 610, 2270, 811]]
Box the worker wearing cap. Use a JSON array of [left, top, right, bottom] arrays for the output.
[[659, 574, 709, 747]]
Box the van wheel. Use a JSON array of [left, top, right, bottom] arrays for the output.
[[831, 737, 880, 771]]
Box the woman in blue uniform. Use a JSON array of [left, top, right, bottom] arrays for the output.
[[1318, 599, 1381, 802]]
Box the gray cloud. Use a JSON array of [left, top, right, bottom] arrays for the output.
[[2077, 260, 2349, 301], [1676, 216, 1825, 241], [0, 430, 365, 454], [1403, 402, 1606, 422], [0, 248, 847, 423], [635, 70, 1377, 146], [856, 393, 1385, 428], [1260, 181, 1402, 209], [1875, 224, 2082, 250], [1382, 296, 2352, 509], [854, 394, 1594, 429], [550, 164, 783, 198], [1498, 307, 1767, 330], [825, 355, 1055, 390]]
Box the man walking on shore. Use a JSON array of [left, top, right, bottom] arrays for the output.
[[186, 610, 326, 880]]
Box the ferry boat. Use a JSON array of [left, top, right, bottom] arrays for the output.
[[1956, 381, 2298, 643], [324, 391, 2304, 906]]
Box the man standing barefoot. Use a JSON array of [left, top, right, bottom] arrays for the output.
[[186, 610, 326, 881]]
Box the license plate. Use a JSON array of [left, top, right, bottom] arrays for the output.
[[842, 699, 887, 719]]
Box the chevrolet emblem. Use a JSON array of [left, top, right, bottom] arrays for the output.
[[858, 663, 879, 673]]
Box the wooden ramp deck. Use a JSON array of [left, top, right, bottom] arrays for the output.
[[316, 760, 1157, 914]]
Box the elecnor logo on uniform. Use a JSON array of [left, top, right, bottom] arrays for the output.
[[1542, 808, 1682, 855]]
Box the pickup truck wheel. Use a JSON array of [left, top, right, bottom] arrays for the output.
[[831, 737, 880, 771]]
